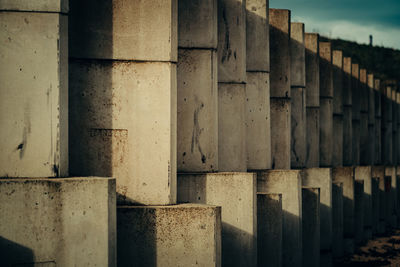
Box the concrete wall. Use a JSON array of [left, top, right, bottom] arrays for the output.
[[352, 64, 360, 165], [373, 166, 386, 234], [354, 180, 364, 245], [375, 79, 382, 165], [302, 187, 320, 267], [368, 74, 376, 166], [332, 50, 344, 167], [343, 57, 353, 166], [360, 69, 370, 165], [332, 182, 344, 259], [355, 166, 372, 240], [0, 177, 116, 267]]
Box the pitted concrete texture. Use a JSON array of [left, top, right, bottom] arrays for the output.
[[246, 0, 269, 71], [351, 63, 360, 121], [246, 72, 272, 170], [343, 106, 353, 166], [257, 170, 302, 267], [333, 115, 344, 167], [320, 98, 333, 167], [218, 0, 246, 83], [178, 49, 218, 172], [69, 0, 177, 61], [291, 87, 306, 168], [354, 180, 365, 245], [306, 107, 320, 168], [257, 193, 282, 267], [117, 204, 221, 267], [305, 33, 320, 107], [302, 187, 321, 267], [218, 83, 247, 172], [372, 166, 386, 234], [290, 23, 305, 87], [0, 177, 116, 267], [178, 0, 217, 49], [271, 98, 291, 169], [319, 42, 333, 98], [269, 9, 291, 98], [69, 61, 177, 205], [332, 50, 343, 115], [0, 0, 68, 12], [178, 172, 256, 267], [343, 57, 352, 107], [332, 182, 344, 259], [301, 168, 332, 252], [355, 166, 373, 240], [0, 12, 68, 178]]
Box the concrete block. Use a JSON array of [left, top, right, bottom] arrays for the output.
[[301, 168, 332, 252], [355, 166, 372, 240], [246, 0, 269, 71], [0, 12, 68, 177], [177, 49, 218, 172], [368, 74, 376, 124], [218, 0, 246, 83], [371, 177, 380, 235], [257, 170, 302, 267], [270, 98, 291, 169], [332, 50, 343, 115], [343, 106, 353, 166], [305, 33, 320, 107], [360, 69, 368, 112], [291, 86, 306, 168], [218, 83, 247, 172], [372, 166, 386, 234], [246, 72, 272, 170], [178, 0, 217, 48], [302, 187, 320, 267], [333, 115, 344, 167], [306, 107, 320, 168], [117, 204, 221, 267], [343, 57, 352, 107], [0, 177, 116, 267], [386, 166, 397, 228], [332, 167, 355, 255], [0, 0, 68, 12], [69, 60, 177, 205], [257, 193, 282, 267], [269, 9, 291, 98], [351, 63, 360, 121], [178, 172, 256, 267], [332, 182, 344, 259], [319, 42, 333, 98], [320, 98, 333, 167], [354, 180, 364, 245], [290, 23, 305, 87], [352, 119, 361, 166], [69, 0, 177, 61]]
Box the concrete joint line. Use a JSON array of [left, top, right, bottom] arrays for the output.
[[0, 10, 68, 15], [69, 57, 177, 64]]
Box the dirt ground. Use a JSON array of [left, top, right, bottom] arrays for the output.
[[334, 229, 400, 266]]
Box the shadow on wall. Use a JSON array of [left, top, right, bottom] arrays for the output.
[[0, 236, 35, 267]]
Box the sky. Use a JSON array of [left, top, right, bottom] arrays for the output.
[[270, 0, 400, 49]]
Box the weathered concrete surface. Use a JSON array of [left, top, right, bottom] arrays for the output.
[[332, 182, 344, 259], [257, 193, 282, 267], [69, 61, 177, 205], [343, 57, 353, 166], [69, 0, 177, 61], [355, 166, 372, 240], [302, 187, 320, 267], [397, 167, 400, 226], [382, 84, 394, 165], [178, 0, 217, 49], [352, 64, 360, 165], [333, 116, 344, 167], [332, 51, 344, 167], [354, 180, 365, 245], [360, 69, 370, 165], [291, 87, 306, 169], [386, 166, 397, 228], [374, 79, 382, 165], [319, 42, 333, 98], [0, 177, 116, 267], [333, 167, 355, 254], [246, 72, 271, 170], [0, 0, 68, 12], [269, 9, 291, 98], [270, 98, 291, 169], [257, 170, 302, 267], [368, 74, 376, 165], [178, 172, 256, 267], [301, 168, 332, 252], [305, 33, 320, 107], [117, 204, 221, 267], [306, 107, 320, 168], [177, 49, 218, 172], [320, 97, 333, 167], [290, 23, 305, 87], [372, 166, 386, 234], [0, 12, 68, 178], [218, 0, 246, 83], [371, 177, 380, 235], [218, 83, 247, 172], [246, 0, 269, 71]]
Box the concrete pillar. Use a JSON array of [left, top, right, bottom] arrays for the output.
[[371, 177, 380, 235], [332, 182, 344, 259], [117, 204, 221, 267], [177, 0, 218, 172], [332, 167, 355, 254], [319, 42, 333, 167], [0, 2, 68, 177], [269, 9, 291, 169], [372, 166, 386, 234], [354, 180, 364, 245], [360, 69, 370, 165], [351, 64, 360, 165], [257, 193, 282, 267], [257, 170, 302, 266], [218, 0, 247, 171], [290, 23, 306, 169], [382, 82, 393, 165], [355, 166, 372, 240], [302, 187, 320, 267], [332, 50, 344, 167], [375, 79, 382, 165], [0, 177, 117, 266], [397, 91, 400, 166], [69, 0, 177, 205], [301, 168, 332, 264], [178, 173, 257, 267], [385, 166, 397, 228], [343, 57, 353, 166], [246, 0, 271, 170], [383, 168, 393, 229], [305, 33, 320, 168], [392, 84, 398, 165], [368, 74, 376, 166]]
